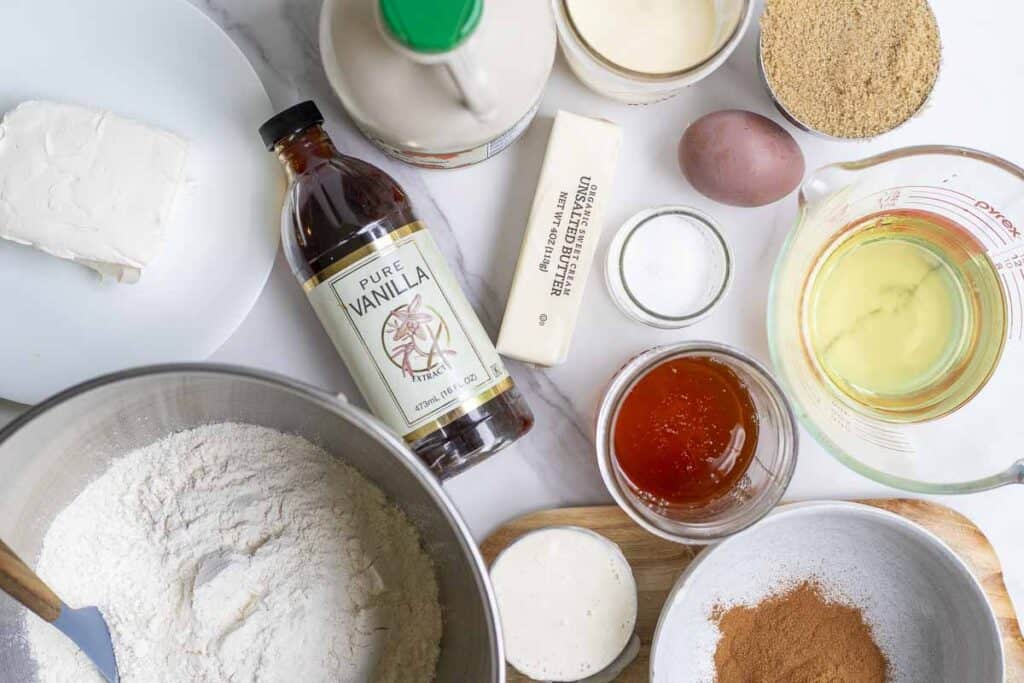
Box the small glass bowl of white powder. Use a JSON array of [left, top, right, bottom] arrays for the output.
[[605, 206, 732, 329]]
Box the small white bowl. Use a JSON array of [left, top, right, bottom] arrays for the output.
[[552, 0, 755, 104], [651, 501, 1004, 682], [490, 526, 640, 682]]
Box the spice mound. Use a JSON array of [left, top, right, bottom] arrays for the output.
[[712, 581, 889, 683], [760, 0, 941, 138]]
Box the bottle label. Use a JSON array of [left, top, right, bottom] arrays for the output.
[[305, 222, 512, 442]]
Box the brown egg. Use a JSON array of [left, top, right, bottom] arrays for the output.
[[678, 110, 805, 207]]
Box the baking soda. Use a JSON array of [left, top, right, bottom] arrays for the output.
[[620, 212, 724, 318]]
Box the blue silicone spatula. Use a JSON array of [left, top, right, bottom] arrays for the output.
[[0, 538, 119, 682]]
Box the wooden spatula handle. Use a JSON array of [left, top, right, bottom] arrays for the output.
[[0, 537, 61, 622]]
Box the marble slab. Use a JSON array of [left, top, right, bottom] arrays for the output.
[[2, 0, 1021, 622]]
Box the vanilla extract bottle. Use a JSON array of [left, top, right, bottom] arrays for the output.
[[260, 101, 533, 478]]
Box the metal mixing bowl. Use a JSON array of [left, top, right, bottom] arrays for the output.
[[0, 365, 504, 682]]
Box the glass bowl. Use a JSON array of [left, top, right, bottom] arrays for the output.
[[595, 342, 798, 544], [605, 206, 732, 329]]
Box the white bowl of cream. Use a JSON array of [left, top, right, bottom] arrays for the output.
[[490, 526, 639, 681], [552, 0, 754, 103]]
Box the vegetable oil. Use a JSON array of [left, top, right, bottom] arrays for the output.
[[803, 209, 1006, 421]]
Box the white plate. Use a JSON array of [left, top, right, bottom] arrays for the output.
[[0, 0, 282, 404], [651, 502, 1004, 683]]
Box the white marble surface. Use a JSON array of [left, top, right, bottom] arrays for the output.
[[2, 0, 1022, 624]]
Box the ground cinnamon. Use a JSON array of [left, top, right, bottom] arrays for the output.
[[713, 581, 889, 683]]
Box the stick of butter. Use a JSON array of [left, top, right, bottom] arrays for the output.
[[497, 110, 621, 366]]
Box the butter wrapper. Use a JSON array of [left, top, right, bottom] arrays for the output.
[[497, 110, 621, 366]]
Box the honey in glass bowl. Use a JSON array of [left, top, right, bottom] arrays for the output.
[[613, 355, 759, 508]]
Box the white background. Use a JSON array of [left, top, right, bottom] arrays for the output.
[[1, 0, 1021, 625]]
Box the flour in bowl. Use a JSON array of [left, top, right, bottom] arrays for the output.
[[25, 423, 442, 682]]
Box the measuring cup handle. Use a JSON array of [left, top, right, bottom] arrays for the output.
[[443, 42, 497, 120], [797, 163, 860, 216]]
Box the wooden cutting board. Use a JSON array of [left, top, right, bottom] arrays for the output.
[[480, 499, 1024, 682]]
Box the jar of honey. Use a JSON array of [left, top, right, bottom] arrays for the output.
[[595, 342, 798, 544]]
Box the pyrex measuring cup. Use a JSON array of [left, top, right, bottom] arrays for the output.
[[769, 146, 1024, 492]]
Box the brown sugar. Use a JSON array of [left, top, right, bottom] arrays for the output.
[[713, 581, 890, 683], [760, 0, 941, 138]]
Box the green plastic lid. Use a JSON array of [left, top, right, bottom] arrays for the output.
[[379, 0, 482, 53]]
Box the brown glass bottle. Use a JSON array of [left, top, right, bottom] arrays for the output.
[[260, 101, 533, 478]]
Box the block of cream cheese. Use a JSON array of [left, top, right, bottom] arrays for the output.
[[0, 101, 188, 283], [497, 110, 620, 366]]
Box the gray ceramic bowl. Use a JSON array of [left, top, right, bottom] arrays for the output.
[[0, 365, 504, 682], [651, 501, 1003, 682]]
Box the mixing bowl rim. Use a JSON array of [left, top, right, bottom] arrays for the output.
[[800, 144, 1024, 181], [0, 362, 506, 683], [649, 500, 1006, 682]]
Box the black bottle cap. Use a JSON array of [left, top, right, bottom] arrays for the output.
[[259, 101, 325, 150]]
